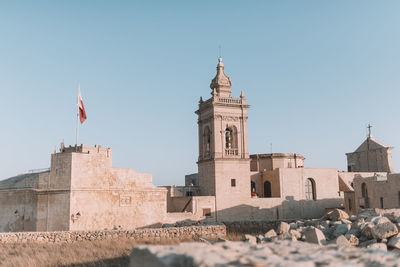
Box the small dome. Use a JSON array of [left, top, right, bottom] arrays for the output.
[[210, 58, 232, 96]]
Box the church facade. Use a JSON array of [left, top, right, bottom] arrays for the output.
[[0, 58, 395, 232], [344, 135, 397, 215], [193, 58, 351, 221]]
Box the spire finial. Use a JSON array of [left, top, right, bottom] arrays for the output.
[[367, 123, 372, 138], [218, 57, 224, 67]]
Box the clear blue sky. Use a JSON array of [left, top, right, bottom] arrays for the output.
[[1, 1, 400, 185]]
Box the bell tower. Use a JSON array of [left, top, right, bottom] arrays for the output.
[[196, 58, 251, 219]]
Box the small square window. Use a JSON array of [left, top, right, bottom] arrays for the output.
[[231, 179, 236, 187], [203, 208, 211, 217]]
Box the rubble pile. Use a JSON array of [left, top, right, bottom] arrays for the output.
[[241, 208, 400, 252], [131, 238, 400, 266], [130, 209, 400, 266]]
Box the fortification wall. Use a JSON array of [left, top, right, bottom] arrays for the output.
[[69, 188, 168, 231], [0, 190, 38, 232], [0, 224, 226, 244]]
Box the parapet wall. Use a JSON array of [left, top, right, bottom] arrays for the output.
[[0, 224, 226, 244]]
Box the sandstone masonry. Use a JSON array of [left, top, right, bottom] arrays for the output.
[[0, 224, 226, 244]]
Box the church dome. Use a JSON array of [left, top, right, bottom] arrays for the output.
[[210, 58, 232, 97]]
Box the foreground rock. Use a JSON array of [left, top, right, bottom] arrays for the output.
[[230, 208, 400, 252], [130, 240, 400, 267], [276, 221, 290, 234], [371, 222, 398, 240], [325, 208, 349, 221], [304, 227, 326, 245]]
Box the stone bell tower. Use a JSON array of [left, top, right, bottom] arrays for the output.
[[196, 58, 251, 219]]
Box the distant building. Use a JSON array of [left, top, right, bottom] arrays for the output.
[[345, 173, 400, 215], [342, 129, 396, 215], [346, 133, 394, 173]]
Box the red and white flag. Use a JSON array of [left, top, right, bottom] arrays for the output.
[[77, 86, 87, 124]]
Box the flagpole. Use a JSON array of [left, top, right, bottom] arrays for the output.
[[76, 112, 79, 146], [76, 84, 80, 147]]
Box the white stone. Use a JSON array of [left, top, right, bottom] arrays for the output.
[[366, 242, 387, 251], [336, 235, 350, 248], [277, 222, 290, 234], [242, 234, 257, 244], [264, 229, 277, 238]]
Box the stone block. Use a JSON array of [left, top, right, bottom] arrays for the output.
[[276, 222, 290, 234], [371, 222, 398, 240], [336, 235, 350, 248], [345, 234, 359, 246], [326, 209, 349, 221], [242, 234, 257, 244], [333, 224, 351, 238], [387, 237, 400, 249], [366, 243, 387, 251], [264, 229, 277, 238], [304, 228, 326, 245]]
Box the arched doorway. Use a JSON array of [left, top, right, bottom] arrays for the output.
[[264, 181, 271, 197], [305, 178, 316, 200]]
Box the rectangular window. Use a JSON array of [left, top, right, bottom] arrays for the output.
[[203, 208, 211, 217], [231, 179, 236, 187], [380, 197, 384, 209], [348, 198, 352, 211]]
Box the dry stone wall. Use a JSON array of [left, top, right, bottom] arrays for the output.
[[0, 223, 226, 244], [224, 220, 296, 234]]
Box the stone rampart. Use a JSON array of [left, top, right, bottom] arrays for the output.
[[0, 223, 226, 244]]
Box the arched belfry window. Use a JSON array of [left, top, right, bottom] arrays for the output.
[[305, 178, 316, 200], [204, 127, 211, 155], [225, 128, 232, 149], [225, 126, 238, 156], [225, 126, 238, 148]]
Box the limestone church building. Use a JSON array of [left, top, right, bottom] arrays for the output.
[[0, 58, 395, 232]]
